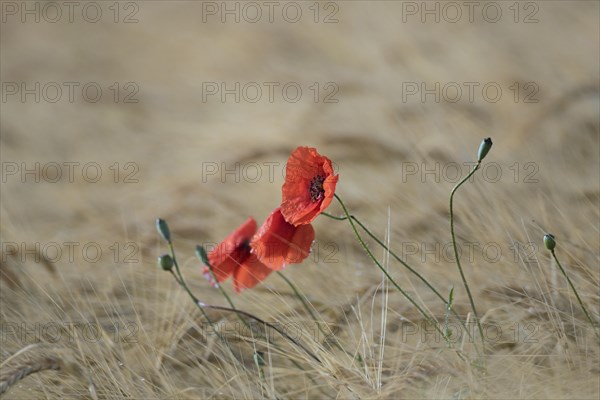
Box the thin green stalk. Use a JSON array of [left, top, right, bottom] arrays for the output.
[[199, 248, 282, 338], [253, 351, 267, 397], [205, 265, 329, 394], [200, 303, 322, 364], [333, 194, 450, 343], [277, 271, 363, 364], [172, 244, 320, 388], [159, 221, 349, 395], [206, 265, 255, 330], [550, 250, 599, 339], [199, 252, 332, 396], [166, 242, 236, 359], [201, 298, 357, 396], [168, 242, 322, 365], [449, 161, 485, 345], [444, 287, 455, 343], [169, 270, 217, 330], [322, 211, 474, 344]]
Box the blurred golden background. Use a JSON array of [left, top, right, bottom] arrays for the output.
[[1, 1, 599, 398]]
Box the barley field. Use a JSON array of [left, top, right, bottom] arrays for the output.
[[1, 1, 599, 398]]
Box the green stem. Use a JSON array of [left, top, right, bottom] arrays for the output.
[[322, 211, 474, 344], [206, 267, 328, 393], [277, 272, 363, 364], [166, 242, 238, 362], [551, 250, 599, 339], [444, 287, 455, 344], [253, 352, 267, 397], [167, 242, 322, 364], [201, 303, 322, 364], [449, 161, 485, 346], [206, 266, 255, 331], [333, 194, 450, 343], [201, 255, 333, 395]]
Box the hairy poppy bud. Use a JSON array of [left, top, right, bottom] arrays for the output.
[[158, 254, 174, 271], [156, 218, 171, 242], [195, 245, 210, 266], [544, 234, 556, 251], [477, 138, 493, 162]]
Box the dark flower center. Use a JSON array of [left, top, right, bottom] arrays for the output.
[[240, 239, 251, 252], [230, 239, 252, 263], [309, 175, 325, 202]]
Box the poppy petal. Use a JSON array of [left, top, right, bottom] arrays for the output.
[[251, 208, 314, 270], [232, 254, 273, 293], [319, 174, 339, 214], [207, 217, 256, 282], [283, 200, 320, 226], [286, 146, 322, 182], [206, 257, 238, 283], [281, 146, 338, 226], [284, 223, 315, 264]]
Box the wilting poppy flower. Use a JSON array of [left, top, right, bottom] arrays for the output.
[[281, 146, 339, 226], [203, 217, 273, 293], [251, 208, 315, 270]]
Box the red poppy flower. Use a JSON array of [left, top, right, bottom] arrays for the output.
[[281, 146, 339, 226], [250, 208, 315, 270], [203, 217, 273, 293]]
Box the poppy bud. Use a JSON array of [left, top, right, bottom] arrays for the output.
[[158, 254, 174, 271], [544, 234, 556, 251], [477, 138, 493, 162], [195, 245, 210, 267], [156, 218, 171, 242]]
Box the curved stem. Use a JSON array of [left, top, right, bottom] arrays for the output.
[[322, 211, 474, 344], [277, 272, 363, 363], [205, 265, 323, 393], [551, 250, 599, 339], [333, 194, 450, 343], [167, 242, 322, 365], [449, 161, 485, 346], [201, 303, 322, 364], [204, 260, 331, 396], [206, 266, 254, 330], [167, 242, 229, 346]]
